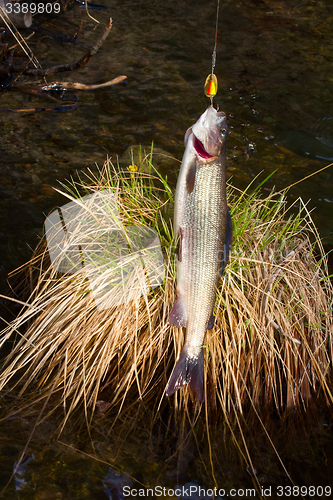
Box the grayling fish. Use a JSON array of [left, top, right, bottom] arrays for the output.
[[166, 105, 232, 402]]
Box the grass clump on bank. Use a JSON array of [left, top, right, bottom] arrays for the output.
[[0, 153, 332, 435]]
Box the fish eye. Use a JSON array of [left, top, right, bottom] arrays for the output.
[[221, 129, 227, 136]]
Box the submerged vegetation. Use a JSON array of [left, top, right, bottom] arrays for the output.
[[0, 149, 333, 490]]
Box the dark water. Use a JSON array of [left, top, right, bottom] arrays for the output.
[[1, 0, 333, 497]]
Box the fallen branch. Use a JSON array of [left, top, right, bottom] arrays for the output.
[[22, 17, 113, 77], [10, 75, 127, 101], [9, 75, 126, 103], [41, 75, 127, 91]]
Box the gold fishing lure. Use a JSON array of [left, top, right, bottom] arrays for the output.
[[204, 73, 218, 99]]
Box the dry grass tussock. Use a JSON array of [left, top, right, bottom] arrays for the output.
[[0, 155, 332, 434]]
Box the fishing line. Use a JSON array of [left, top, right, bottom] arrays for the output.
[[204, 0, 220, 105], [211, 0, 220, 76]]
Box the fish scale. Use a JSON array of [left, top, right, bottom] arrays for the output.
[[184, 163, 226, 352]]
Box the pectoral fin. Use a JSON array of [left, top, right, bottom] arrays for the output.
[[186, 158, 197, 194], [184, 126, 193, 146], [175, 227, 183, 262], [168, 295, 187, 327]]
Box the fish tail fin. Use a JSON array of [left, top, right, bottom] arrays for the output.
[[165, 347, 205, 403]]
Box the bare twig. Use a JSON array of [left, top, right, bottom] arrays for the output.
[[41, 75, 127, 91], [8, 31, 35, 51], [22, 18, 113, 77]]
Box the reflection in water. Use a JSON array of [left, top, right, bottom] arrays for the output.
[[13, 455, 35, 492], [102, 466, 134, 500], [277, 129, 333, 161]]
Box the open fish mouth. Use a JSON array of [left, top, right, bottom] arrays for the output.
[[193, 135, 214, 159]]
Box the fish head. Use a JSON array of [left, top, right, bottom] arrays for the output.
[[190, 105, 228, 160]]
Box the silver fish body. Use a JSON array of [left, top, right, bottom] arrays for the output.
[[166, 105, 232, 402]]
